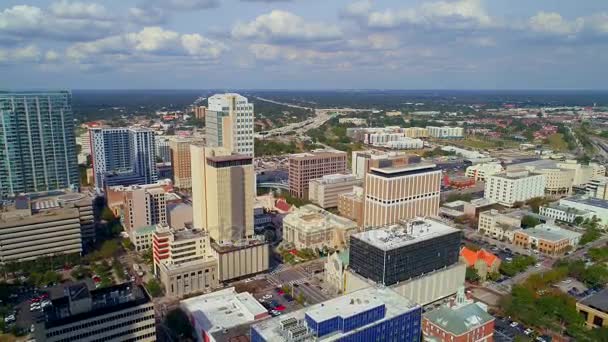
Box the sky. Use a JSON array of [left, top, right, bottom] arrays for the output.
[[1, 0, 607, 90]]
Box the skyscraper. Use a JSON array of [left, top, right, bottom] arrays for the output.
[[191, 145, 254, 243], [90, 127, 157, 191], [0, 91, 79, 198], [288, 150, 348, 198], [169, 136, 204, 189], [205, 93, 254, 156]]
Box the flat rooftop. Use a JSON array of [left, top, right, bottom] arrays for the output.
[[561, 196, 608, 210], [283, 204, 357, 232], [369, 163, 438, 178], [289, 150, 346, 160], [311, 174, 357, 185], [353, 217, 460, 251], [251, 286, 419, 341], [491, 170, 539, 180], [518, 224, 582, 242], [181, 287, 268, 334]]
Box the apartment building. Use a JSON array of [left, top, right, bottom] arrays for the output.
[[364, 133, 424, 149], [465, 162, 503, 182], [169, 137, 204, 189], [191, 145, 254, 243], [106, 182, 170, 232], [194, 105, 207, 119], [288, 150, 347, 199], [0, 91, 79, 198], [308, 174, 362, 208], [155, 135, 173, 163], [427, 126, 465, 138], [351, 150, 421, 179], [34, 283, 156, 342], [362, 163, 441, 228], [152, 225, 219, 298], [283, 204, 357, 250], [338, 186, 364, 226], [484, 171, 546, 207], [478, 209, 525, 242], [513, 223, 582, 256], [90, 127, 157, 191], [206, 93, 254, 156]]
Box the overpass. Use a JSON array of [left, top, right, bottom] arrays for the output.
[[257, 182, 290, 191]]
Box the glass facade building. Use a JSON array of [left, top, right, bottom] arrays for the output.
[[0, 91, 79, 198]]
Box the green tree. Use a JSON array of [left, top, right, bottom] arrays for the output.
[[465, 267, 481, 283], [521, 215, 541, 228], [145, 279, 163, 297], [101, 207, 116, 222]]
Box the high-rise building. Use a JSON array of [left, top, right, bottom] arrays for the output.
[[288, 150, 348, 198], [155, 135, 173, 163], [205, 93, 254, 156], [426, 126, 465, 138], [349, 218, 462, 287], [191, 145, 254, 243], [194, 105, 207, 119], [169, 137, 204, 189], [106, 183, 169, 232], [90, 127, 157, 190], [351, 150, 421, 179], [251, 286, 422, 342], [0, 91, 79, 198], [34, 282, 156, 342], [362, 163, 441, 228], [484, 171, 546, 207]]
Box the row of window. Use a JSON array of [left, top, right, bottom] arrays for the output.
[[47, 308, 153, 336]]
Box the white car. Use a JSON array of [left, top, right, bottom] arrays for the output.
[[524, 328, 534, 336], [535, 263, 542, 268], [510, 322, 519, 328], [263, 294, 272, 300]]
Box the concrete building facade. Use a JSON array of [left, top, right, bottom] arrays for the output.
[[308, 174, 362, 208], [478, 209, 525, 242], [288, 150, 347, 199], [206, 93, 254, 156], [513, 223, 582, 256], [484, 171, 546, 207], [169, 137, 203, 189]]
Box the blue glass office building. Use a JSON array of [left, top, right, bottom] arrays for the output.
[[0, 91, 79, 198], [251, 287, 421, 342]]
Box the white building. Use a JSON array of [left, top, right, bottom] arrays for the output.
[[539, 204, 593, 224], [181, 287, 269, 342], [338, 118, 367, 125], [364, 133, 423, 149], [466, 162, 503, 182], [558, 196, 608, 226], [309, 174, 362, 208], [478, 209, 526, 242], [587, 176, 608, 200], [427, 126, 465, 138], [206, 93, 254, 156], [484, 171, 546, 207], [441, 146, 487, 159], [384, 138, 424, 149]]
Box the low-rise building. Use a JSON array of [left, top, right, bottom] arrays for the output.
[[422, 290, 495, 342], [484, 171, 546, 207], [460, 247, 501, 280], [337, 186, 364, 226], [182, 287, 270, 342], [210, 238, 269, 282], [465, 162, 503, 182], [308, 174, 362, 208], [250, 286, 422, 342], [34, 282, 156, 342], [478, 209, 525, 242], [576, 288, 608, 328], [513, 223, 582, 256], [558, 196, 608, 226], [539, 203, 593, 224], [283, 204, 358, 250], [427, 126, 465, 138], [587, 176, 608, 200], [130, 225, 156, 252]]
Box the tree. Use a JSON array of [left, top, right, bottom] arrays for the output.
[[465, 267, 481, 283], [101, 207, 116, 222], [521, 215, 541, 228], [573, 216, 585, 226], [145, 279, 163, 297]]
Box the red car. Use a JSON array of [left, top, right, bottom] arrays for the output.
[[275, 305, 286, 311]]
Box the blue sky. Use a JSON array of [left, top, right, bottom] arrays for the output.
[[1, 0, 607, 89]]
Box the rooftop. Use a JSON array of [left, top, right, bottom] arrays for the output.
[[369, 163, 439, 178], [310, 174, 358, 185], [289, 150, 346, 160], [181, 287, 268, 334], [283, 205, 357, 232], [561, 195, 608, 209], [424, 302, 494, 336], [353, 217, 460, 251], [580, 288, 608, 313], [460, 247, 499, 268], [251, 286, 419, 342], [543, 203, 591, 216], [491, 170, 541, 180], [518, 223, 582, 242]]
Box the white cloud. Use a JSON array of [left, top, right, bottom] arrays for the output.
[[45, 50, 60, 62], [161, 0, 220, 10], [0, 44, 42, 63], [233, 10, 342, 43], [343, 0, 372, 17], [128, 6, 166, 25], [181, 33, 227, 58], [50, 0, 110, 20], [529, 12, 583, 36], [126, 27, 179, 52]]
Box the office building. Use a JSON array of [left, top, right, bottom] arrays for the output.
[[288, 150, 348, 199], [194, 105, 207, 119], [558, 196, 608, 225], [577, 289, 608, 328], [465, 162, 503, 182], [0, 91, 79, 198], [362, 163, 441, 228], [169, 137, 204, 189], [427, 126, 464, 138], [351, 150, 421, 179], [155, 135, 173, 163], [308, 174, 362, 208], [587, 176, 608, 200], [210, 238, 269, 282], [206, 93, 254, 156], [422, 290, 495, 342], [484, 171, 546, 207], [350, 217, 461, 286], [283, 204, 357, 250], [513, 223, 582, 256], [130, 225, 155, 252], [460, 247, 501, 280], [167, 202, 193, 230], [152, 225, 219, 298], [0, 194, 94, 262], [90, 127, 157, 191], [34, 282, 156, 342], [182, 287, 269, 342], [251, 286, 422, 342], [106, 182, 170, 232], [477, 209, 525, 242], [539, 203, 592, 224], [337, 186, 364, 226], [191, 145, 254, 243], [439, 198, 498, 220]]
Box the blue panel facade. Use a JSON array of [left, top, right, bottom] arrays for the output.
[[338, 307, 422, 342], [250, 327, 264, 342]]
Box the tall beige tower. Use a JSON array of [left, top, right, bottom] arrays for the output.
[[191, 145, 255, 243], [169, 137, 204, 189]]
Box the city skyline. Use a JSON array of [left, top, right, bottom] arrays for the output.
[[1, 0, 608, 90]]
